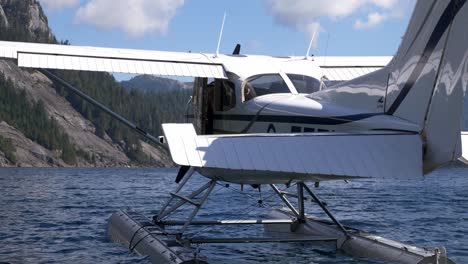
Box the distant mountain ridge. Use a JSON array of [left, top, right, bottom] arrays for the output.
[[121, 75, 192, 93]]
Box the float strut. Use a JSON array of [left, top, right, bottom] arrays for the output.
[[270, 184, 301, 219], [297, 183, 305, 220], [302, 183, 349, 237], [155, 167, 195, 221], [179, 180, 217, 234], [154, 171, 217, 236]]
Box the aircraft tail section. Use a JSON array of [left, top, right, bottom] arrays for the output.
[[384, 0, 468, 173]]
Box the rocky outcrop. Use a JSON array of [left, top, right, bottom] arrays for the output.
[[0, 121, 66, 167], [27, 0, 52, 39], [0, 0, 53, 41], [0, 151, 11, 167]]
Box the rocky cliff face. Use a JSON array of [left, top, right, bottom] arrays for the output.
[[0, 0, 53, 42], [26, 0, 53, 40], [0, 0, 172, 167]]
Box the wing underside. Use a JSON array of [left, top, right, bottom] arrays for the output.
[[0, 41, 226, 79], [162, 124, 422, 184]]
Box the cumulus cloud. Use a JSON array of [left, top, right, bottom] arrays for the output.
[[39, 0, 79, 10], [264, 0, 413, 40], [354, 12, 387, 29], [75, 0, 184, 37]]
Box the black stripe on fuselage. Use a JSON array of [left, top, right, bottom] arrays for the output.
[[386, 0, 467, 114], [214, 113, 381, 126]]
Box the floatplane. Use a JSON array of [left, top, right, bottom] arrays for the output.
[[0, 0, 466, 263]]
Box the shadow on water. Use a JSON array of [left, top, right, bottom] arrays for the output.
[[0, 166, 467, 263]]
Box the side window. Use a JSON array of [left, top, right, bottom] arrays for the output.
[[287, 74, 321, 94], [243, 74, 290, 101]]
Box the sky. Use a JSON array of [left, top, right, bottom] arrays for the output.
[[38, 0, 416, 80]]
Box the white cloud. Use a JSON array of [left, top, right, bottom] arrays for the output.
[[264, 0, 414, 39], [39, 0, 79, 10], [354, 12, 387, 29], [75, 0, 184, 37]]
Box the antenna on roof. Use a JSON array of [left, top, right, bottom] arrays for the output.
[[305, 28, 318, 60], [215, 12, 227, 58]]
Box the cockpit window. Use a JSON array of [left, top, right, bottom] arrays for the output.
[[287, 74, 322, 94], [243, 74, 290, 101]]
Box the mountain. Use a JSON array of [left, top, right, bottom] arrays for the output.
[[0, 0, 174, 167], [121, 74, 192, 93], [120, 75, 193, 125]]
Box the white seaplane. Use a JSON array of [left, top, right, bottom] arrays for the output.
[[0, 0, 466, 263]]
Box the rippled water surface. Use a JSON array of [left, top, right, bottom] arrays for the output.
[[0, 167, 467, 263]]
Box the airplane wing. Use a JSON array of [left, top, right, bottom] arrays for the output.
[[162, 124, 422, 184], [0, 41, 391, 81], [0, 41, 227, 79], [314, 56, 392, 81]]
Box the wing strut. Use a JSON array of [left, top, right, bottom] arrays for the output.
[[39, 69, 164, 148]]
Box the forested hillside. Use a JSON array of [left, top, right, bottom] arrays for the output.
[[120, 75, 192, 124], [52, 69, 191, 163], [0, 72, 77, 164]]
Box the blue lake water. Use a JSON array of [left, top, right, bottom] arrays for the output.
[[0, 166, 467, 263]]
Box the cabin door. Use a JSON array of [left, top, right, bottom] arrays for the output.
[[192, 77, 214, 135]]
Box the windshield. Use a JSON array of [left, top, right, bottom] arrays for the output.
[[287, 74, 322, 94], [243, 74, 290, 101]]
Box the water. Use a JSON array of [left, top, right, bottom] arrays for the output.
[[0, 167, 467, 264]]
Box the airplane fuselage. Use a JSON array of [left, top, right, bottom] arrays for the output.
[[191, 67, 419, 137]]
